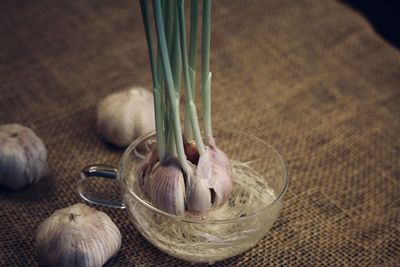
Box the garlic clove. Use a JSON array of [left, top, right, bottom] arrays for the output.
[[207, 145, 233, 207], [186, 150, 212, 213], [141, 158, 186, 215], [204, 137, 233, 207], [96, 87, 155, 147], [186, 140, 233, 212], [185, 177, 212, 214], [0, 124, 47, 190], [36, 203, 121, 267]]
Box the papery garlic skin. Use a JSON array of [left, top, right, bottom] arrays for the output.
[[0, 124, 47, 190], [36, 203, 121, 267], [97, 87, 155, 147]]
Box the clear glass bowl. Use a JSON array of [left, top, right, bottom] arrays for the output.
[[78, 129, 288, 263]]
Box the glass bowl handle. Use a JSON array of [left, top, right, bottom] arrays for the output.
[[78, 165, 125, 209]]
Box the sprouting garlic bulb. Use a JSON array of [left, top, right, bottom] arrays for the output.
[[97, 87, 155, 147], [0, 124, 47, 190], [186, 143, 232, 213], [140, 139, 233, 215], [141, 157, 186, 216], [205, 145, 233, 207], [36, 203, 121, 267]]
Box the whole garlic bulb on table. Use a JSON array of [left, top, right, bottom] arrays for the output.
[[0, 124, 47, 190], [36, 203, 122, 267], [97, 87, 155, 147]]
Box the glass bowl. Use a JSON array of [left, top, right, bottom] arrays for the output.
[[78, 129, 288, 263]]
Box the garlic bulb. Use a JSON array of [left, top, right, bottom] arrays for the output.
[[0, 124, 47, 190], [97, 87, 155, 147], [36, 203, 121, 267], [139, 137, 233, 215], [186, 143, 232, 213], [141, 158, 186, 216], [206, 144, 233, 207]]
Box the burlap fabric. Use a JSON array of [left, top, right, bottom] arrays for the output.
[[1, 0, 399, 266]]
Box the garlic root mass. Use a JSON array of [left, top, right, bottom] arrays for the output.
[[97, 87, 155, 147], [0, 124, 47, 190], [36, 203, 121, 267]]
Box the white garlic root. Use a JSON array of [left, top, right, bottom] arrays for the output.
[[0, 124, 47, 190], [97, 87, 155, 147], [36, 203, 121, 267]]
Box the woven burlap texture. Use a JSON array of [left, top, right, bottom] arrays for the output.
[[0, 0, 399, 266]]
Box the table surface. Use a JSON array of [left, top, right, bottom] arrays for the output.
[[0, 0, 399, 266]]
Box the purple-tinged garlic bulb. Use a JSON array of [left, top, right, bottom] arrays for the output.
[[140, 138, 233, 215], [186, 140, 233, 213], [0, 124, 47, 190], [36, 203, 121, 267], [97, 87, 155, 147], [141, 157, 186, 216], [206, 143, 233, 207]]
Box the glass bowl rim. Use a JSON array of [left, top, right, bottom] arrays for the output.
[[119, 131, 288, 225]]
